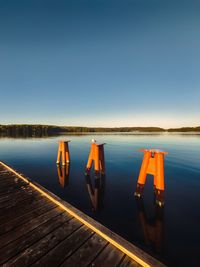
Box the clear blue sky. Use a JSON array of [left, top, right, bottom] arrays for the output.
[[0, 0, 199, 128]]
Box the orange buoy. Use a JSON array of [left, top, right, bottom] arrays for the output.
[[85, 140, 105, 176], [56, 141, 70, 165], [135, 149, 167, 206]]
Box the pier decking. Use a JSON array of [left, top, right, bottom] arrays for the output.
[[0, 162, 165, 267]]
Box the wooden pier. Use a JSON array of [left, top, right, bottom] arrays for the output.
[[0, 162, 165, 267]]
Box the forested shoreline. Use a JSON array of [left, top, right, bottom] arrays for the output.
[[0, 124, 199, 137]]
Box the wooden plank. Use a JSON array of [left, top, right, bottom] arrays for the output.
[[120, 255, 141, 267], [0, 183, 29, 196], [33, 226, 94, 267], [0, 207, 62, 247], [0, 202, 57, 235], [0, 190, 40, 209], [0, 174, 27, 185], [0, 189, 38, 208], [60, 233, 108, 267], [0, 172, 20, 180], [89, 243, 125, 267], [0, 195, 46, 223], [0, 186, 39, 206], [0, 180, 27, 192], [0, 211, 73, 265], [0, 178, 24, 187], [0, 184, 29, 197], [3, 218, 83, 266], [0, 172, 23, 180], [0, 170, 10, 174], [0, 186, 35, 204]]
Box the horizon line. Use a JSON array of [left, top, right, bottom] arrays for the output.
[[0, 123, 199, 130]]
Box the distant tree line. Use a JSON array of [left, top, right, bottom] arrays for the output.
[[0, 125, 63, 137], [167, 126, 200, 132], [0, 124, 199, 137]]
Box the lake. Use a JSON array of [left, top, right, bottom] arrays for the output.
[[0, 133, 200, 266]]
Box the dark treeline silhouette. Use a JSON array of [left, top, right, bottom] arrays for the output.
[[167, 126, 200, 132], [0, 124, 199, 137], [0, 125, 63, 137]]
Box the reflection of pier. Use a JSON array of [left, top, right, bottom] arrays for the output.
[[85, 175, 105, 212], [57, 164, 70, 188], [135, 198, 164, 255]]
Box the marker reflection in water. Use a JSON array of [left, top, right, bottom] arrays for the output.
[[57, 164, 70, 188], [135, 197, 164, 255], [85, 175, 105, 212]]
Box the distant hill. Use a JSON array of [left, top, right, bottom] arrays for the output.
[[0, 124, 199, 137], [167, 126, 200, 132]]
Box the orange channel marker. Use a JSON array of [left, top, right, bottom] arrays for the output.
[[85, 140, 105, 176], [135, 149, 168, 206], [56, 140, 70, 165]]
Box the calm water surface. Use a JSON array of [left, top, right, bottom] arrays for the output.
[[0, 133, 200, 266]]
